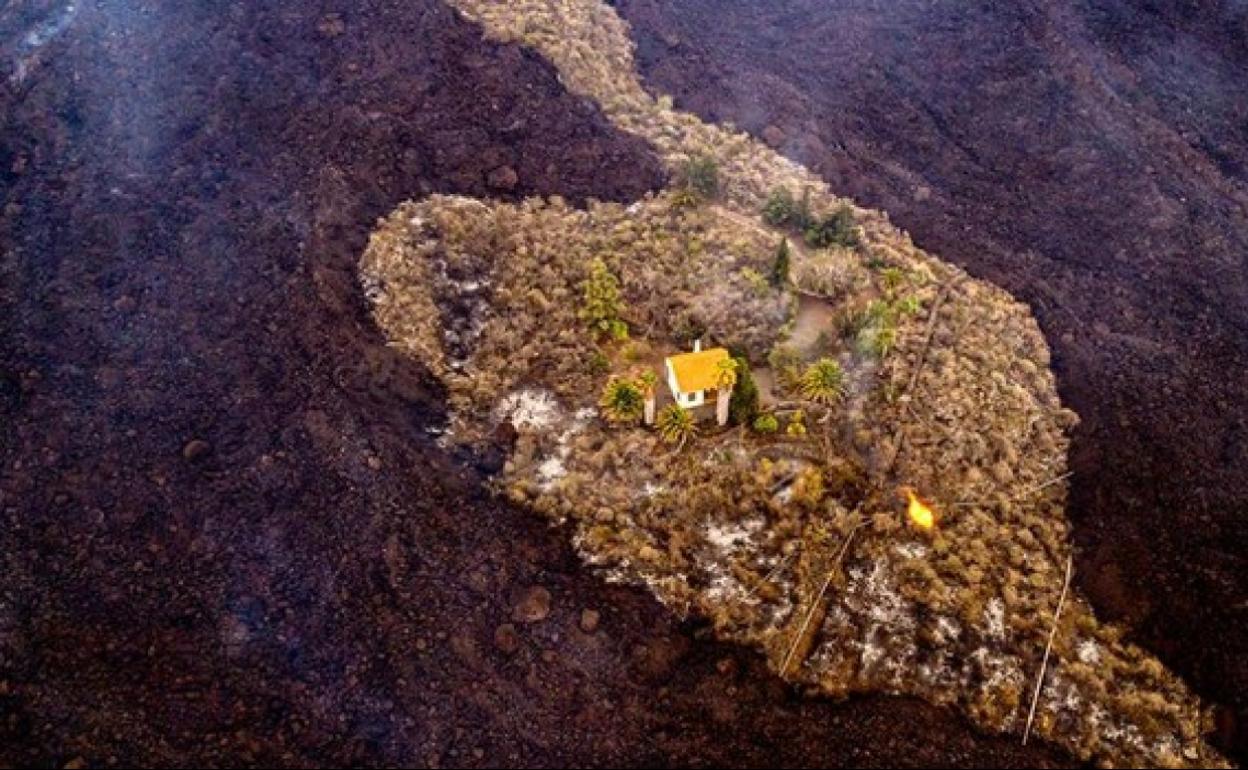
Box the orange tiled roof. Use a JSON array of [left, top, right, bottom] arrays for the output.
[[666, 347, 730, 393]]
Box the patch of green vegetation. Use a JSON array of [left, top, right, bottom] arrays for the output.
[[771, 238, 791, 288], [620, 339, 652, 362], [657, 403, 697, 447], [836, 305, 871, 341], [896, 295, 922, 316], [795, 188, 814, 231], [804, 204, 860, 249], [785, 409, 807, 436], [762, 187, 796, 226], [681, 154, 720, 200], [581, 257, 629, 341], [798, 357, 846, 405], [669, 187, 699, 210], [636, 369, 658, 400], [739, 267, 770, 298], [767, 343, 802, 390], [880, 266, 906, 295], [599, 376, 645, 424], [587, 348, 611, 375], [856, 321, 897, 359], [728, 356, 760, 426], [752, 412, 779, 433]]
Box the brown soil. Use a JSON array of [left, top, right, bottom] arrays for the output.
[[0, 1, 1073, 767], [616, 0, 1248, 761]]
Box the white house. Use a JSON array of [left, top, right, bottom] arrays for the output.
[[664, 340, 731, 409]]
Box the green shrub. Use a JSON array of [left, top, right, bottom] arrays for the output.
[[621, 340, 652, 362], [798, 357, 846, 405], [837, 306, 871, 340], [762, 187, 796, 226], [739, 267, 770, 297], [681, 154, 720, 200], [856, 321, 897, 359], [599, 377, 645, 423], [795, 188, 814, 231], [657, 403, 697, 447], [752, 413, 779, 433], [767, 344, 802, 388], [669, 188, 699, 210], [587, 349, 611, 375], [880, 266, 906, 295], [580, 258, 629, 340], [771, 238, 791, 288], [804, 205, 860, 249], [786, 409, 807, 437], [728, 356, 760, 425], [896, 295, 922, 316], [673, 311, 708, 348]]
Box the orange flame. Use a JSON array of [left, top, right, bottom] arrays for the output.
[[905, 488, 935, 530]]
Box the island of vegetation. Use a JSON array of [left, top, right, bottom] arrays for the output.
[[358, 1, 1226, 766]]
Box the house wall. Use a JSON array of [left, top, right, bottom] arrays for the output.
[[665, 359, 704, 408], [665, 360, 680, 401]]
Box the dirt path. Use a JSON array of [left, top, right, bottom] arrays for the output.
[[0, 1, 1072, 767], [619, 0, 1248, 759]]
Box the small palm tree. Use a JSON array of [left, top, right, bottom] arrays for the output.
[[599, 377, 645, 424], [657, 403, 697, 449], [799, 357, 846, 405], [636, 370, 659, 426]]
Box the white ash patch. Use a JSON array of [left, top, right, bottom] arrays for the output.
[[984, 597, 1006, 640], [1077, 638, 1101, 665], [456, 278, 489, 293], [705, 518, 763, 551], [1042, 668, 1084, 715], [893, 542, 929, 560], [832, 559, 920, 688], [860, 626, 888, 674], [703, 563, 749, 604], [1089, 704, 1145, 756], [968, 647, 1025, 693], [963, 647, 1026, 731], [933, 615, 962, 644], [848, 560, 914, 630], [495, 388, 563, 431], [700, 517, 765, 603], [536, 455, 567, 488], [533, 407, 592, 490], [1048, 667, 1183, 765]]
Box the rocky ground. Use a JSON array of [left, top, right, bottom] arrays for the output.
[[616, 0, 1248, 762], [0, 1, 1078, 767]]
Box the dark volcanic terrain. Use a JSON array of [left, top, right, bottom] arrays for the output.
[[618, 0, 1248, 761], [0, 1, 1076, 767]]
